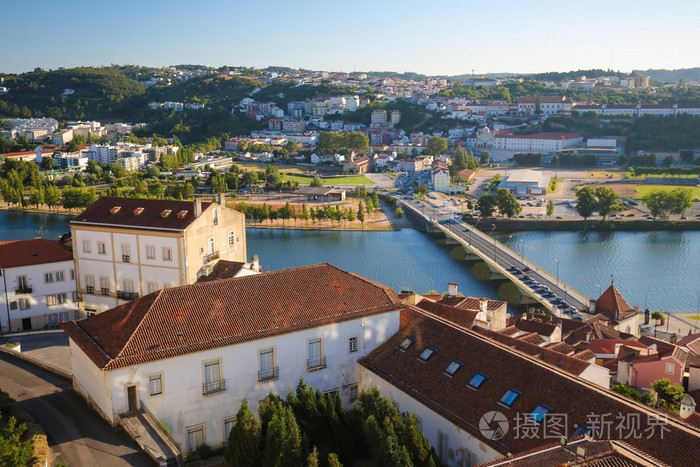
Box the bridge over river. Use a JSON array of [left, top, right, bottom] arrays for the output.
[[399, 197, 590, 316]]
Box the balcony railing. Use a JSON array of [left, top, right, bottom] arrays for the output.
[[14, 286, 32, 294], [101, 288, 110, 296], [202, 379, 226, 396], [307, 356, 327, 371], [258, 366, 279, 383], [117, 291, 140, 300], [85, 286, 95, 294], [122, 255, 131, 263], [203, 251, 220, 264]]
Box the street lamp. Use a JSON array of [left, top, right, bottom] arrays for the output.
[[553, 259, 560, 286]]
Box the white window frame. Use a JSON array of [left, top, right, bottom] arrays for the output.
[[203, 359, 221, 385], [162, 247, 172, 262], [18, 298, 30, 310], [186, 425, 205, 453], [82, 240, 91, 254], [147, 282, 158, 294], [16, 275, 28, 289], [55, 270, 65, 282], [223, 417, 236, 443], [665, 362, 675, 375], [148, 373, 163, 397], [349, 383, 359, 403], [123, 279, 134, 293], [348, 336, 359, 354], [97, 241, 106, 255], [438, 431, 449, 461], [44, 272, 54, 283], [258, 347, 276, 381], [145, 245, 156, 260]]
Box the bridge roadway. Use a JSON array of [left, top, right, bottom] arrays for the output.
[[399, 197, 590, 314]]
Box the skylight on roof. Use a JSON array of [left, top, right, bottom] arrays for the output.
[[418, 347, 436, 361], [176, 210, 188, 218], [444, 360, 464, 376], [467, 372, 489, 389], [109, 206, 121, 214], [398, 337, 415, 351], [530, 404, 553, 423], [133, 207, 145, 216], [499, 389, 522, 407], [161, 209, 172, 218]]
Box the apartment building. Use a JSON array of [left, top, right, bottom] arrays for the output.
[[0, 238, 78, 332], [70, 196, 246, 314]]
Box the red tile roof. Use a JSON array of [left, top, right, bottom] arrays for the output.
[[0, 238, 73, 269], [71, 196, 213, 231], [438, 295, 506, 312], [595, 284, 638, 320], [588, 339, 646, 355], [61, 263, 403, 370], [414, 300, 477, 329], [195, 260, 247, 283], [362, 309, 700, 466]]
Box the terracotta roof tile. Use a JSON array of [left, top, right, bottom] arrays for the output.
[[71, 196, 213, 231], [596, 284, 638, 320], [0, 238, 73, 268], [195, 260, 247, 283], [362, 309, 700, 466], [61, 263, 403, 370], [414, 300, 477, 329]]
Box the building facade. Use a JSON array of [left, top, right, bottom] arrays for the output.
[[0, 239, 78, 332], [71, 196, 246, 314]]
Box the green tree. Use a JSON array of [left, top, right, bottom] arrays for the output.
[[310, 176, 324, 188], [327, 453, 342, 467], [426, 137, 448, 156], [495, 189, 522, 218], [476, 193, 496, 217], [594, 186, 622, 220], [641, 190, 672, 219], [669, 187, 694, 215], [39, 156, 55, 170], [284, 140, 300, 154], [28, 186, 44, 207], [110, 163, 126, 178], [225, 398, 262, 467], [44, 185, 61, 210], [357, 201, 365, 227], [546, 200, 554, 217], [395, 207, 404, 218], [611, 383, 642, 402], [575, 186, 597, 221], [651, 378, 686, 411], [414, 184, 429, 196], [301, 203, 310, 224], [71, 173, 85, 187], [0, 412, 34, 467], [146, 166, 161, 178], [241, 171, 259, 187], [479, 150, 490, 164], [148, 180, 164, 198]]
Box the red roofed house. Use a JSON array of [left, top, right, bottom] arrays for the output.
[[0, 238, 77, 331], [590, 281, 642, 337], [70, 196, 247, 315], [60, 263, 405, 453], [616, 337, 688, 390]]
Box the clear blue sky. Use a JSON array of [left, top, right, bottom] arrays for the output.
[[2, 0, 699, 75]]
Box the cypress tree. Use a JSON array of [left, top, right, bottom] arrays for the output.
[[225, 398, 262, 467]]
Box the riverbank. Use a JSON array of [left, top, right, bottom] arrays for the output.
[[464, 218, 700, 231]]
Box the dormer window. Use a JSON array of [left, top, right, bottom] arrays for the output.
[[444, 360, 464, 377], [398, 337, 415, 351], [160, 210, 172, 218], [176, 210, 188, 218], [467, 372, 489, 389], [499, 389, 522, 408], [133, 207, 145, 216], [109, 206, 121, 214], [418, 347, 436, 362]]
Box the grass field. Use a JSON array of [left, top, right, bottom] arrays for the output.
[[282, 174, 374, 185], [636, 185, 700, 200]]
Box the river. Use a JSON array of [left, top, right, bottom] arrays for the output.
[[2, 210, 698, 313]]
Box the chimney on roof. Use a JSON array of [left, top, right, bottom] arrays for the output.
[[251, 254, 261, 272], [194, 199, 202, 218], [447, 282, 458, 298], [218, 193, 226, 206], [680, 395, 696, 419], [586, 330, 592, 342], [480, 297, 489, 314]]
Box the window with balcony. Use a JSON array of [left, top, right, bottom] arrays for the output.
[[258, 348, 278, 382], [100, 277, 110, 295], [85, 275, 95, 294], [15, 275, 31, 294], [203, 360, 225, 395], [307, 338, 326, 370], [121, 244, 131, 263]]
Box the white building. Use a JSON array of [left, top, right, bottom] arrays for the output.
[[61, 263, 405, 451], [0, 238, 78, 332], [498, 169, 551, 195], [474, 127, 583, 153], [71, 196, 247, 314]]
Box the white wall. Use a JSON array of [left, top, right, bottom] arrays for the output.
[[1, 260, 78, 331], [360, 367, 502, 467], [98, 310, 400, 450], [70, 340, 114, 422], [579, 364, 610, 389]]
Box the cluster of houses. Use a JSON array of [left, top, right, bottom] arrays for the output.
[[1, 195, 699, 465]]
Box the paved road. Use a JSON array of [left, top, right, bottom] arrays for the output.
[[0, 353, 152, 467]]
